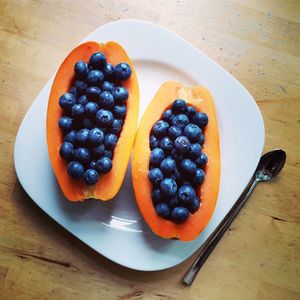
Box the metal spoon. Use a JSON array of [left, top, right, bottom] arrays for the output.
[[182, 149, 286, 286]]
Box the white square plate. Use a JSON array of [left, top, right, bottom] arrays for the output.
[[14, 20, 264, 271]]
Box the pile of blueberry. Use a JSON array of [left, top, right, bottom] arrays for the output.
[[148, 99, 208, 224], [58, 52, 132, 185]]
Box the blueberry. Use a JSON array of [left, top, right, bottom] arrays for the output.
[[112, 105, 127, 118], [162, 109, 174, 122], [74, 61, 88, 79], [168, 126, 182, 140], [59, 142, 74, 160], [64, 130, 77, 144], [155, 203, 170, 218], [59, 116, 73, 132], [192, 112, 208, 127], [171, 114, 189, 129], [83, 168, 99, 185], [172, 99, 186, 114], [189, 143, 202, 158], [99, 91, 114, 108], [89, 160, 97, 170], [85, 102, 98, 117], [186, 106, 196, 118], [89, 52, 106, 69], [159, 137, 173, 153], [74, 147, 90, 164], [181, 159, 197, 174], [96, 109, 114, 127], [169, 196, 180, 209], [96, 157, 112, 174], [199, 133, 205, 146], [195, 153, 208, 167], [151, 188, 163, 205], [59, 93, 76, 111], [67, 161, 84, 179], [92, 144, 105, 157], [171, 207, 189, 223], [104, 133, 118, 150], [112, 87, 129, 104], [171, 167, 182, 183], [150, 148, 165, 167], [152, 120, 169, 137], [177, 185, 196, 206], [150, 135, 159, 150], [171, 148, 184, 161], [174, 136, 191, 153], [76, 128, 90, 145], [103, 150, 113, 159], [74, 80, 88, 96], [102, 63, 115, 80], [78, 95, 88, 106], [69, 86, 77, 98], [183, 124, 202, 142], [86, 86, 101, 101], [189, 196, 200, 213], [71, 104, 85, 118], [160, 157, 176, 175], [87, 70, 104, 86], [111, 119, 123, 134], [148, 168, 164, 185], [102, 81, 115, 92], [160, 178, 177, 198], [114, 63, 132, 81], [82, 117, 94, 129], [193, 168, 205, 185], [88, 128, 105, 145]]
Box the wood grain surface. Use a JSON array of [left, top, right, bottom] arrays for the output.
[[0, 0, 299, 299]]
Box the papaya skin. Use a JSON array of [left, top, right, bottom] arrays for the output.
[[47, 41, 139, 201], [132, 81, 220, 242]]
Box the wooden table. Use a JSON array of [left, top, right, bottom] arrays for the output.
[[1, 1, 299, 299]]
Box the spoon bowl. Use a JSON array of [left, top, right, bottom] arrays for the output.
[[256, 149, 286, 182]]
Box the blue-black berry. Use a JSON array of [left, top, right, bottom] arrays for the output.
[[172, 99, 186, 114], [150, 148, 165, 167], [152, 120, 169, 137], [89, 52, 106, 69], [59, 93, 76, 111], [160, 178, 177, 198], [171, 206, 189, 223], [76, 128, 90, 145], [59, 142, 74, 160], [83, 169, 99, 185], [155, 203, 170, 218], [74, 61, 88, 79], [59, 116, 73, 132], [96, 109, 114, 127], [114, 63, 132, 81], [88, 128, 105, 145], [67, 161, 84, 179], [86, 86, 101, 101], [96, 157, 112, 173], [112, 86, 129, 104], [160, 157, 176, 175]]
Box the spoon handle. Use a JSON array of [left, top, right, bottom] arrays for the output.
[[182, 177, 259, 286]]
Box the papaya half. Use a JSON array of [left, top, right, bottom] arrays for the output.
[[132, 81, 220, 241], [47, 41, 139, 201]]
